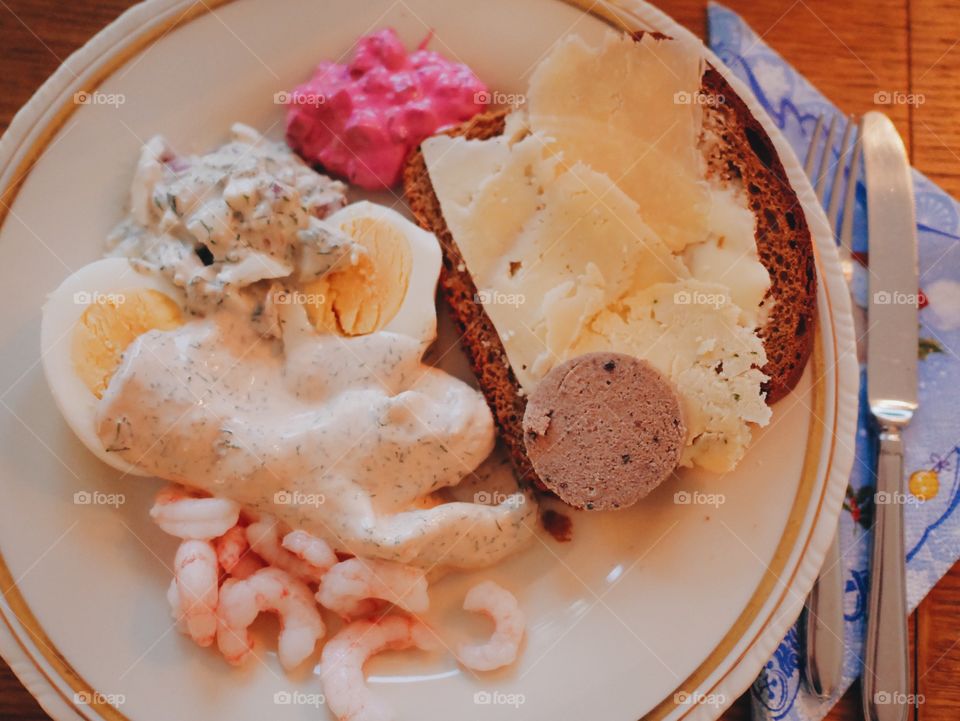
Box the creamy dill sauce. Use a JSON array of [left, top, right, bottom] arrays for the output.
[[98, 125, 536, 569], [97, 306, 533, 568]]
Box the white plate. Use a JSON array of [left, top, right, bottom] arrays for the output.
[[0, 1, 858, 720]]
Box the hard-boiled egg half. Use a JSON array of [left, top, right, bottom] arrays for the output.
[[41, 257, 184, 475], [299, 201, 441, 345], [41, 204, 442, 474]]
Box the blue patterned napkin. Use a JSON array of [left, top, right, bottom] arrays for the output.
[[706, 3, 960, 719]]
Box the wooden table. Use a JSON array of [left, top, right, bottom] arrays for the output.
[[1, 1, 958, 719]]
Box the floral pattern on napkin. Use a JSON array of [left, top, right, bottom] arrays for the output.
[[707, 3, 960, 719]]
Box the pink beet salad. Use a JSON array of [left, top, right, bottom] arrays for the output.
[[284, 28, 488, 190]]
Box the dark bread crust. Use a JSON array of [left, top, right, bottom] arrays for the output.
[[403, 111, 543, 484], [700, 68, 816, 402], [403, 68, 816, 488]]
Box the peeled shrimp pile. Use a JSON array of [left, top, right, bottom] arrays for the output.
[[149, 485, 527, 721]]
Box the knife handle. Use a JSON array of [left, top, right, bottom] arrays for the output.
[[862, 426, 910, 721]]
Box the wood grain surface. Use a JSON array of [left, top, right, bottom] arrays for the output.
[[0, 1, 958, 720]]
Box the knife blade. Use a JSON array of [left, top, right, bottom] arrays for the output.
[[861, 110, 918, 721], [865, 113, 919, 418]]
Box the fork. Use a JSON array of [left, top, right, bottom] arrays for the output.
[[800, 113, 865, 698]]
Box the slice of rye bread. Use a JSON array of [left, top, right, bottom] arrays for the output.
[[402, 65, 816, 490]]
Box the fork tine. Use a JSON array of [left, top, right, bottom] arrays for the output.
[[826, 117, 855, 234], [838, 118, 864, 259], [814, 115, 838, 202], [804, 114, 826, 177]]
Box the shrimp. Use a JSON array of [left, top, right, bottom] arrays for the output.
[[246, 518, 333, 584], [172, 540, 219, 647], [282, 529, 338, 570], [150, 485, 240, 540], [316, 558, 429, 619], [214, 525, 264, 580], [321, 615, 438, 721], [456, 581, 525, 671], [216, 567, 325, 670], [165, 579, 187, 634]]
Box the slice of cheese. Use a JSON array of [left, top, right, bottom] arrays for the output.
[[526, 31, 710, 253], [421, 30, 774, 472], [423, 131, 686, 389], [423, 128, 559, 286], [569, 280, 772, 472], [684, 186, 770, 328]]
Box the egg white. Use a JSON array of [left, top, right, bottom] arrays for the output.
[[40, 257, 184, 475], [324, 201, 442, 346], [41, 206, 441, 475]]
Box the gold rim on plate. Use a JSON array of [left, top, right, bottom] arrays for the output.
[[0, 2, 843, 719]]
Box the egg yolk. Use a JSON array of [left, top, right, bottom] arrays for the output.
[[72, 289, 183, 398], [302, 216, 411, 336]]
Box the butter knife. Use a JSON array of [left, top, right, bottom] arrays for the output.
[[862, 111, 918, 721]]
